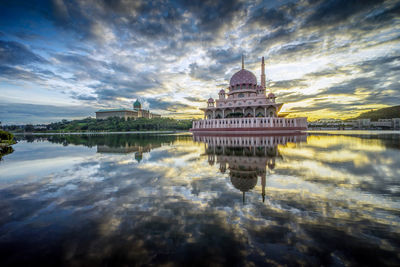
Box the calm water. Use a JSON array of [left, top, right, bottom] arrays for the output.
[[0, 132, 399, 266]]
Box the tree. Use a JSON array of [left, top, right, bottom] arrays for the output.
[[25, 124, 34, 132]]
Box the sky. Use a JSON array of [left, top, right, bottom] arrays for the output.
[[0, 0, 399, 124]]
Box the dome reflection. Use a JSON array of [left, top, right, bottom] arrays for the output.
[[97, 142, 161, 162], [194, 134, 307, 203]]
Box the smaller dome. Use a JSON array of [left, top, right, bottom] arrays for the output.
[[268, 161, 275, 170], [219, 89, 225, 94], [208, 97, 214, 102], [268, 93, 276, 98], [133, 99, 142, 109]]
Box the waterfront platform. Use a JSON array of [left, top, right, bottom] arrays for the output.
[[190, 117, 307, 134]]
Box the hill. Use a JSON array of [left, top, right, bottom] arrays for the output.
[[355, 105, 400, 121]]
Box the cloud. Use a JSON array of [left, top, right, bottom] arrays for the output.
[[178, 0, 245, 33], [303, 0, 385, 28], [247, 6, 293, 28], [0, 40, 47, 66], [93, 72, 162, 101], [184, 96, 205, 102], [0, 65, 43, 81], [259, 28, 293, 46], [72, 94, 97, 101], [0, 0, 399, 122], [0, 102, 96, 124], [271, 79, 307, 90], [147, 98, 192, 113], [273, 41, 320, 57], [189, 62, 227, 81], [320, 77, 378, 96], [207, 48, 243, 65]]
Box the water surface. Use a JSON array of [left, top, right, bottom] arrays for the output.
[[0, 132, 399, 266]]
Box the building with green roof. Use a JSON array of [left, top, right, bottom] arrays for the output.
[[133, 99, 142, 110], [95, 99, 160, 120]]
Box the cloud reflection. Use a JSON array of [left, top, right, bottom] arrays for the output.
[[0, 132, 399, 265]]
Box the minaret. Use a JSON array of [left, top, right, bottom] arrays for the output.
[[261, 57, 266, 89], [241, 54, 244, 69], [262, 174, 266, 203]]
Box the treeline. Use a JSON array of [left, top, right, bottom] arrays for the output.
[[0, 130, 16, 145], [17, 133, 181, 148], [0, 130, 16, 160], [5, 117, 193, 133], [356, 105, 400, 121]]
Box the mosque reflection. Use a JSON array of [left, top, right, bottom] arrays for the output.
[[194, 134, 307, 203], [97, 142, 162, 162]]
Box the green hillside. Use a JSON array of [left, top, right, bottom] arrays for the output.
[[356, 105, 400, 121]]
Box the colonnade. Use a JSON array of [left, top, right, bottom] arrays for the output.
[[192, 117, 308, 129]]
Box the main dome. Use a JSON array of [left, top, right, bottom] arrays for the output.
[[230, 175, 257, 192], [229, 69, 257, 86]]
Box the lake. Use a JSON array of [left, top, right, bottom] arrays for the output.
[[0, 131, 399, 266]]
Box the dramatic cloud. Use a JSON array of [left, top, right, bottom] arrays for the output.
[[0, 0, 399, 123], [0, 40, 47, 66], [0, 102, 95, 124], [303, 0, 386, 28]]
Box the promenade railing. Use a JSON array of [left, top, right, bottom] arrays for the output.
[[192, 117, 307, 129]]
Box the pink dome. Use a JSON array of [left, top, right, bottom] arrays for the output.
[[219, 89, 225, 94], [208, 97, 214, 102], [268, 92, 276, 98], [229, 69, 257, 86]]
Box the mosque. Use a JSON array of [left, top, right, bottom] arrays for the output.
[[194, 134, 307, 203], [190, 56, 307, 133], [95, 99, 160, 120]]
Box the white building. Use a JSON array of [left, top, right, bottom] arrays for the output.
[[96, 99, 160, 120]]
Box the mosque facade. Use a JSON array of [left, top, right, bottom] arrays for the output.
[[190, 56, 307, 133], [95, 99, 161, 120]]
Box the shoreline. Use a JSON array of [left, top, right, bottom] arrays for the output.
[[9, 129, 400, 136], [12, 130, 190, 135], [306, 129, 400, 135], [0, 142, 15, 148]]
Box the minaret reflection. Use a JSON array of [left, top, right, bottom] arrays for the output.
[[194, 134, 307, 203]]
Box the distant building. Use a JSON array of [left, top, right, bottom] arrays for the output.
[[370, 118, 400, 129], [353, 119, 372, 129], [308, 119, 345, 128], [348, 118, 400, 129], [393, 118, 400, 129], [371, 119, 392, 128], [95, 99, 160, 120], [308, 118, 400, 130]]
